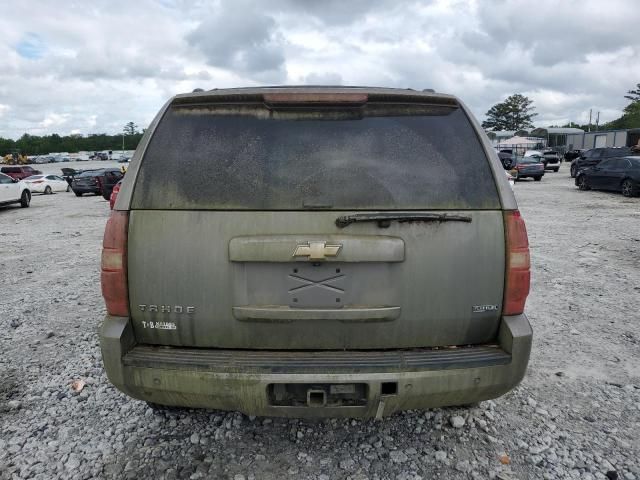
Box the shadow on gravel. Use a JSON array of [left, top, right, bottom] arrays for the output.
[[0, 368, 20, 412]]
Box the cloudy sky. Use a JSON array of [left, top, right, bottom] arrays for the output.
[[1, 0, 639, 139]]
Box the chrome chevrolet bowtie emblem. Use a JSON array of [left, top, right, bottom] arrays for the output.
[[293, 241, 342, 260]]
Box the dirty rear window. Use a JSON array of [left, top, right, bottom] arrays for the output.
[[132, 106, 500, 210]]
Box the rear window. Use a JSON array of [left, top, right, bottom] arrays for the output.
[[519, 157, 541, 164], [604, 148, 630, 158], [132, 105, 500, 210], [77, 170, 103, 177]]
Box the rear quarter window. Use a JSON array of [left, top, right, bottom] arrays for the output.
[[132, 105, 500, 210]]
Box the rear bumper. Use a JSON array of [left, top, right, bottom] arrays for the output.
[[517, 173, 544, 178], [100, 314, 532, 418], [72, 185, 99, 193]]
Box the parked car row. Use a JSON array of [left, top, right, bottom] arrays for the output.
[[511, 154, 545, 181], [575, 156, 640, 197], [32, 155, 72, 163], [1, 166, 126, 211], [71, 168, 123, 197], [569, 147, 635, 178], [497, 149, 551, 181]]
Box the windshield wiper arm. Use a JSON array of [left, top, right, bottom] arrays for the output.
[[335, 212, 472, 228]]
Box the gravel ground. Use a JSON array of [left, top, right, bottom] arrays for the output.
[[1, 162, 639, 480]]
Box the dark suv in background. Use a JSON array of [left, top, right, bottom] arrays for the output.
[[570, 147, 632, 178], [1, 166, 42, 180], [541, 151, 561, 172], [71, 168, 121, 196]]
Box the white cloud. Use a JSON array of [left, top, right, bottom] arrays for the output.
[[0, 0, 639, 139], [41, 113, 69, 128]]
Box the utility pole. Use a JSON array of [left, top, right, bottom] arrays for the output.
[[595, 111, 600, 132], [588, 109, 592, 132]]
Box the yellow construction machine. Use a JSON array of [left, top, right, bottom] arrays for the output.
[[2, 152, 29, 164]]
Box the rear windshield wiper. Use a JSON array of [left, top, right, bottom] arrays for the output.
[[336, 212, 472, 228]]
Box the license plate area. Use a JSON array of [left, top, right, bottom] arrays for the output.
[[268, 383, 368, 407], [287, 263, 347, 308]]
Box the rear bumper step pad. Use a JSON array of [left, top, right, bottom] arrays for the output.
[[123, 344, 510, 374]]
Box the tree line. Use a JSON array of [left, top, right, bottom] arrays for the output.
[[0, 122, 143, 156], [3, 90, 639, 156], [483, 83, 640, 132]]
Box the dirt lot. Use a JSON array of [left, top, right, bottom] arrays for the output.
[[1, 162, 639, 480]]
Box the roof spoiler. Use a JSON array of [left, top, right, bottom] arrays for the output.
[[172, 89, 459, 109]]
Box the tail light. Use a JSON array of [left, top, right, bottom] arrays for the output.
[[503, 210, 530, 315], [109, 183, 121, 210], [101, 211, 129, 316]]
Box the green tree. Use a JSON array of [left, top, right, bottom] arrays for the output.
[[602, 83, 640, 130], [604, 102, 640, 130], [123, 121, 138, 136], [0, 131, 145, 156], [623, 83, 640, 103], [482, 94, 537, 131]]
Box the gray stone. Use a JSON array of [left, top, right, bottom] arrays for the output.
[[390, 450, 408, 463], [339, 458, 356, 470], [65, 453, 81, 471], [450, 416, 466, 428], [435, 451, 447, 462]]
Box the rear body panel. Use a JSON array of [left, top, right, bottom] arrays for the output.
[[101, 86, 531, 416], [515, 163, 544, 178], [127, 210, 505, 349], [73, 175, 100, 194]]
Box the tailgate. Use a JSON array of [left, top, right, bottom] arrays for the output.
[[127, 210, 505, 349]]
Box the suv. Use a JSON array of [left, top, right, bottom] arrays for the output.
[[541, 150, 561, 172], [71, 168, 121, 196], [0, 172, 31, 208], [100, 87, 532, 418], [497, 149, 515, 169], [99, 170, 125, 201], [1, 166, 42, 180], [570, 147, 632, 178]]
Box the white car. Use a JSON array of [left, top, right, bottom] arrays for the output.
[[0, 172, 31, 208], [505, 170, 515, 189], [523, 150, 543, 157], [23, 174, 70, 194]]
